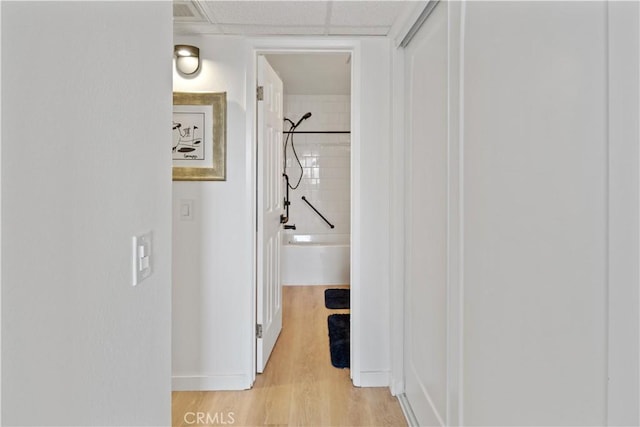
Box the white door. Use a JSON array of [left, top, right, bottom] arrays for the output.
[[404, 2, 449, 425], [256, 55, 284, 373]]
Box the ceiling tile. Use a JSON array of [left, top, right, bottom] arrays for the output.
[[329, 1, 407, 27], [173, 0, 207, 22], [201, 1, 329, 26], [328, 25, 389, 36], [175, 0, 413, 37], [174, 22, 224, 35], [221, 24, 326, 35]]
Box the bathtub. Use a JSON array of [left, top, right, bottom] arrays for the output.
[[282, 234, 350, 285]]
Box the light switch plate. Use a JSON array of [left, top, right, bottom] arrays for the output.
[[180, 199, 194, 221], [132, 231, 152, 286]]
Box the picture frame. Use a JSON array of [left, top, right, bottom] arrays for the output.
[[172, 92, 226, 181]]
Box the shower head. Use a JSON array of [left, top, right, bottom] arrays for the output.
[[294, 112, 312, 128]]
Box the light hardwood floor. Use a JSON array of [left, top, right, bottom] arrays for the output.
[[172, 285, 407, 426]]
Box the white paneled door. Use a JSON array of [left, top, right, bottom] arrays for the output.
[[256, 55, 284, 373], [404, 2, 450, 425]]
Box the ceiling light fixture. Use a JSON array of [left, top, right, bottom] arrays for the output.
[[174, 44, 200, 75]]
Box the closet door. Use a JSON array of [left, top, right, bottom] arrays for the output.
[[403, 2, 449, 425]]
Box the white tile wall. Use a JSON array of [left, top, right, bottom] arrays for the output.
[[283, 95, 351, 236]]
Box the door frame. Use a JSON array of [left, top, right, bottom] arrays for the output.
[[245, 38, 361, 385]]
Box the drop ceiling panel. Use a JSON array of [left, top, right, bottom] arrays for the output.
[[221, 24, 326, 36], [201, 1, 329, 26], [173, 0, 416, 36], [328, 26, 389, 36], [173, 0, 207, 22], [174, 22, 224, 35], [329, 1, 406, 27]]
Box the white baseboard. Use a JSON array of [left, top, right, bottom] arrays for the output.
[[357, 371, 390, 387], [390, 378, 405, 396], [172, 374, 251, 391], [282, 283, 350, 286]]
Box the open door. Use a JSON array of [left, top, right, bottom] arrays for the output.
[[256, 55, 284, 373]]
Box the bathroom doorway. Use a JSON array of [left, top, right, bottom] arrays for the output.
[[253, 49, 354, 381], [266, 53, 352, 287]]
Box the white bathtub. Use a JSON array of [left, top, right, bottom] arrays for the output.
[[282, 234, 350, 285]]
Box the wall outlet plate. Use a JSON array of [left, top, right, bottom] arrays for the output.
[[132, 231, 152, 286]]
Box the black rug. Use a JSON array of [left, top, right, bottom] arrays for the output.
[[328, 314, 350, 369], [324, 288, 350, 309]]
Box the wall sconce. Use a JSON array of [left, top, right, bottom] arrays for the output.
[[174, 44, 200, 75]]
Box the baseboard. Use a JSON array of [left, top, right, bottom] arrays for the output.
[[357, 371, 390, 387], [398, 393, 420, 427], [283, 283, 350, 286], [172, 374, 251, 391], [390, 378, 405, 396]]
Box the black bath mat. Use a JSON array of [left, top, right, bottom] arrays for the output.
[[328, 314, 350, 368], [324, 288, 350, 309]]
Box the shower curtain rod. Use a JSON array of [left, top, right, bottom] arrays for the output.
[[282, 131, 350, 134]]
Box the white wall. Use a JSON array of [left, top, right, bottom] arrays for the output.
[[0, 3, 3, 420], [172, 36, 393, 389], [355, 38, 392, 385], [463, 2, 608, 423], [607, 2, 640, 423], [172, 36, 254, 390], [400, 1, 639, 425], [2, 2, 173, 425]]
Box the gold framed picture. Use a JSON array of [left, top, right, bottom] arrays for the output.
[[172, 92, 226, 181]]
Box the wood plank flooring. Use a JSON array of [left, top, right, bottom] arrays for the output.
[[172, 285, 407, 426]]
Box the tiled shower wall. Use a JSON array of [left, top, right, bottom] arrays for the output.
[[283, 94, 351, 236]]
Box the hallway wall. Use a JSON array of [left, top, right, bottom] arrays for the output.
[[172, 36, 393, 389], [172, 36, 253, 390], [356, 38, 393, 385], [1, 2, 173, 425], [462, 2, 609, 423]]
